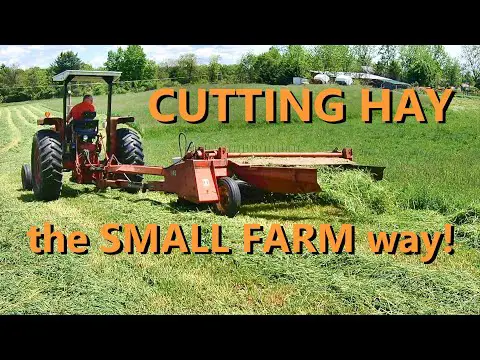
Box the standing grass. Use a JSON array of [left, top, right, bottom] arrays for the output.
[[38, 84, 480, 211]]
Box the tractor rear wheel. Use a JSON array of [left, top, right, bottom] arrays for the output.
[[214, 177, 241, 217], [21, 164, 33, 190], [116, 128, 145, 193], [31, 130, 63, 201]]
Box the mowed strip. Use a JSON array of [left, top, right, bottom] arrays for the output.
[[0, 104, 247, 314], [0, 105, 116, 312], [0, 107, 22, 154], [0, 104, 154, 313], [28, 104, 59, 116], [22, 105, 44, 124], [0, 104, 323, 314], [15, 108, 38, 129]]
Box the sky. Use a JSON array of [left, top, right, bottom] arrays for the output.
[[0, 45, 464, 69]]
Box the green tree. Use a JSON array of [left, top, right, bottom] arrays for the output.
[[143, 59, 158, 79], [141, 59, 159, 89], [388, 59, 402, 80], [376, 45, 398, 77], [50, 51, 83, 75], [461, 45, 480, 87], [309, 46, 322, 70], [399, 45, 440, 86], [177, 53, 198, 84], [0, 64, 23, 86], [311, 45, 354, 72], [220, 64, 239, 83], [315, 45, 336, 70], [430, 45, 449, 70], [162, 59, 180, 82], [337, 45, 355, 71], [351, 45, 377, 69], [122, 45, 148, 81], [104, 45, 150, 81], [280, 45, 308, 82], [80, 63, 94, 70], [208, 55, 221, 83], [0, 64, 29, 102], [237, 52, 257, 83], [21, 67, 50, 99], [105, 48, 124, 71], [254, 47, 282, 84], [443, 58, 462, 87]]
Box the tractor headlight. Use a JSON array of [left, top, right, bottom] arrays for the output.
[[83, 135, 88, 142]]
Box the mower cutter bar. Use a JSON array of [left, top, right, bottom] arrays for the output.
[[228, 151, 347, 158]]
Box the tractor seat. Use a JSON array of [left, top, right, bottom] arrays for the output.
[[73, 116, 99, 137], [81, 111, 97, 120]]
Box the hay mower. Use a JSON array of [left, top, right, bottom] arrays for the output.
[[21, 70, 385, 217]]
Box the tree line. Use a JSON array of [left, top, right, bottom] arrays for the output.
[[1, 45, 479, 103]]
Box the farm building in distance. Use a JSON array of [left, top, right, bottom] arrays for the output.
[[371, 78, 410, 89], [335, 74, 353, 85], [292, 77, 310, 85], [312, 73, 330, 84], [306, 70, 411, 89]]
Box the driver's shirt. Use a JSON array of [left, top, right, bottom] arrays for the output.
[[69, 101, 95, 121]]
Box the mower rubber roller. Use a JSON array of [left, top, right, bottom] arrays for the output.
[[115, 128, 145, 193], [31, 129, 63, 200]]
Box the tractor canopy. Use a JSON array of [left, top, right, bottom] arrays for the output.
[[52, 70, 122, 84], [52, 70, 122, 124]]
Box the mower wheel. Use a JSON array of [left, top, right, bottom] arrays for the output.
[[116, 128, 144, 194], [214, 177, 241, 217], [31, 130, 63, 201], [21, 164, 33, 190]]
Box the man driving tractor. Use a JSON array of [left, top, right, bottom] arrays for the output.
[[65, 94, 96, 144]]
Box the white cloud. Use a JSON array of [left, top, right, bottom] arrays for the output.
[[90, 55, 107, 67], [0, 44, 466, 70], [138, 45, 272, 64], [0, 45, 89, 68], [193, 47, 217, 59], [141, 45, 195, 62], [445, 45, 462, 59], [35, 56, 54, 68], [4, 57, 20, 66], [28, 45, 45, 50], [72, 45, 87, 51], [0, 45, 29, 57]]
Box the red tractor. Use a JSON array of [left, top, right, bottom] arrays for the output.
[[21, 70, 144, 200], [21, 70, 385, 218]]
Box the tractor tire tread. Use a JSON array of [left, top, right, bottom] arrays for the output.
[[31, 129, 63, 201], [116, 128, 144, 193]]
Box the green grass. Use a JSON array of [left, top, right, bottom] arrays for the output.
[[0, 84, 479, 314]]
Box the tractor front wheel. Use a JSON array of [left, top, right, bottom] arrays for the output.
[[31, 130, 63, 201], [214, 177, 241, 217], [21, 164, 33, 190], [116, 128, 145, 194]]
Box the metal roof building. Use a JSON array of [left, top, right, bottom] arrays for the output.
[[309, 70, 410, 88]]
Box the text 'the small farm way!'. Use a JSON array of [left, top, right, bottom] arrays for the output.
[[26, 222, 455, 264]]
